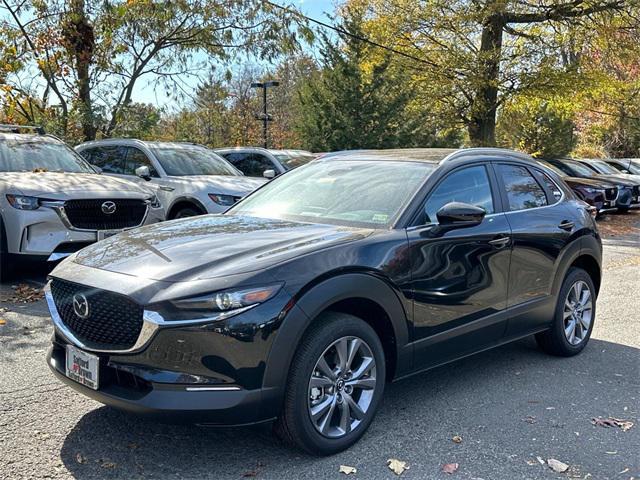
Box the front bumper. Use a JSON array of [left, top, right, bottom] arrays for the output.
[[46, 341, 276, 425], [44, 267, 294, 424], [2, 203, 164, 258]]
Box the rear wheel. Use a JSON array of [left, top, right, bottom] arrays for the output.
[[536, 267, 596, 356], [274, 312, 385, 455]]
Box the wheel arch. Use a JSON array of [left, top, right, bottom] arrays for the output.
[[166, 197, 207, 219], [551, 235, 602, 298], [262, 273, 411, 395]]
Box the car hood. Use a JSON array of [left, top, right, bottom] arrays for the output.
[[0, 172, 153, 199], [589, 174, 639, 187], [71, 215, 370, 282], [563, 176, 619, 189], [164, 175, 267, 196]]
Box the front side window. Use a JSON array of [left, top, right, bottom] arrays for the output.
[[497, 164, 548, 211], [124, 147, 159, 177], [424, 165, 494, 223], [229, 160, 435, 228], [0, 138, 96, 173], [150, 145, 240, 176], [86, 146, 125, 174]]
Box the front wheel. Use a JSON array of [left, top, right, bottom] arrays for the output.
[[536, 267, 596, 356], [274, 312, 385, 455]]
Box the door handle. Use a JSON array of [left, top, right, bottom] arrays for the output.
[[558, 220, 574, 231], [488, 236, 511, 248]]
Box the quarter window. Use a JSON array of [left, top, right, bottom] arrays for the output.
[[537, 171, 562, 203], [424, 165, 494, 224], [497, 164, 548, 211]]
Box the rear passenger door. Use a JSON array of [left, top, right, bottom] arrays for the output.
[[494, 163, 573, 334]]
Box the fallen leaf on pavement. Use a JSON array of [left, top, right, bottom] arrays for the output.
[[536, 456, 545, 465], [339, 465, 357, 475], [0, 318, 6, 325], [547, 458, 569, 473], [452, 435, 462, 444], [3, 284, 44, 303], [127, 442, 138, 450], [592, 417, 634, 432], [442, 463, 459, 474], [75, 453, 87, 464], [100, 461, 117, 469], [387, 458, 409, 475]]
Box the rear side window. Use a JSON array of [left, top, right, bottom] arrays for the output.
[[424, 165, 494, 223], [536, 170, 562, 204], [85, 146, 125, 174], [124, 147, 159, 177], [497, 164, 547, 211]]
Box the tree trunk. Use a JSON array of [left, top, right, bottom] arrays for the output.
[[468, 14, 503, 147], [62, 0, 96, 141]]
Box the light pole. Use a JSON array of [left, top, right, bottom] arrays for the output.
[[251, 80, 280, 148]]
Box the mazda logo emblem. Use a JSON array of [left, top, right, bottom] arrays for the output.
[[72, 294, 90, 319], [101, 201, 117, 215]]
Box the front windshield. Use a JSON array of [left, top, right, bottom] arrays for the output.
[[274, 152, 315, 170], [0, 137, 95, 173], [563, 160, 597, 177], [151, 145, 240, 176], [538, 161, 566, 177], [588, 160, 619, 174], [229, 160, 435, 228]]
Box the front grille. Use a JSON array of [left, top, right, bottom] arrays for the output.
[[51, 279, 143, 350], [605, 188, 617, 201], [64, 199, 147, 230]]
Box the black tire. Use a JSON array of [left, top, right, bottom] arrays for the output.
[[536, 267, 596, 356], [0, 216, 10, 283], [274, 312, 386, 455], [172, 207, 202, 219], [617, 206, 630, 213]]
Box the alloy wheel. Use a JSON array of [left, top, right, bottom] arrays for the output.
[[307, 336, 377, 438], [563, 280, 593, 345]]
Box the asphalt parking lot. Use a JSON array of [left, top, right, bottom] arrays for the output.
[[1, 212, 638, 480]]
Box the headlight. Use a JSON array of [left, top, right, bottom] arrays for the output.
[[6, 194, 39, 210], [147, 194, 162, 209], [150, 284, 283, 322], [209, 193, 237, 206]]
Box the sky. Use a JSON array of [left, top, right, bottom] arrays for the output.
[[133, 0, 337, 109]]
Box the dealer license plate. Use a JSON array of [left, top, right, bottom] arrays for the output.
[[65, 345, 99, 390]]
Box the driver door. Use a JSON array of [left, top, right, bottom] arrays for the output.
[[406, 163, 512, 368]]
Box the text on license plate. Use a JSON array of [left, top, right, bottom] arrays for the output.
[[65, 345, 99, 390]]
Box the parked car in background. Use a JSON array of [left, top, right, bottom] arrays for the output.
[[605, 158, 640, 175], [574, 158, 640, 183], [215, 147, 315, 178], [0, 126, 164, 280], [46, 147, 601, 454], [537, 161, 619, 214], [76, 140, 267, 219], [545, 158, 640, 212]]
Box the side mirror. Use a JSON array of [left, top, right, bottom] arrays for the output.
[[135, 165, 151, 180], [263, 169, 276, 179], [435, 202, 486, 228]]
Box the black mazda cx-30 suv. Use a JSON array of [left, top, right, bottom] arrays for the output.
[[46, 148, 602, 455]]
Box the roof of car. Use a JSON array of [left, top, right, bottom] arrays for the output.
[[320, 148, 534, 164], [0, 132, 62, 143], [76, 138, 209, 149], [214, 146, 281, 154]]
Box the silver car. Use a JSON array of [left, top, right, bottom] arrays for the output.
[[76, 140, 267, 219], [215, 147, 316, 178], [0, 127, 165, 280]]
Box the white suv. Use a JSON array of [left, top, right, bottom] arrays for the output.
[[76, 140, 267, 219], [0, 127, 165, 280]]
